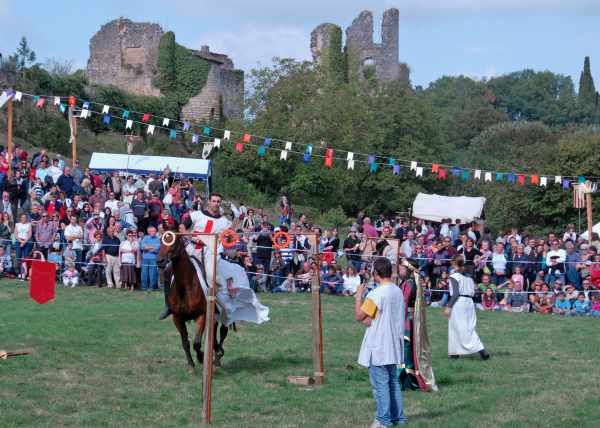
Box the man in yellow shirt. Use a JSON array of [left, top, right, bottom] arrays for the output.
[[355, 258, 406, 427]]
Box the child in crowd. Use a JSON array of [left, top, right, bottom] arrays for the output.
[[510, 266, 524, 292], [570, 293, 590, 316], [565, 284, 579, 302], [0, 246, 14, 277], [62, 263, 79, 288], [590, 294, 600, 317], [477, 287, 500, 311], [553, 292, 571, 315], [272, 273, 296, 293]]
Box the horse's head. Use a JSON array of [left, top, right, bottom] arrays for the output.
[[157, 230, 184, 269]]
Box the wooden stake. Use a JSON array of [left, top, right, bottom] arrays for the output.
[[586, 192, 593, 243], [7, 98, 13, 176], [202, 235, 218, 425], [69, 106, 77, 167], [311, 250, 325, 385]]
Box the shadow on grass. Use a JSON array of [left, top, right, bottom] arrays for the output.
[[220, 354, 312, 375], [411, 403, 470, 421]]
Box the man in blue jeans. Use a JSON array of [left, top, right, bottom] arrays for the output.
[[355, 257, 407, 427], [140, 225, 160, 291]]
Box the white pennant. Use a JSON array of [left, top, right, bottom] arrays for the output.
[[80, 109, 90, 119], [162, 118, 170, 127], [347, 159, 355, 170], [14, 91, 22, 101], [285, 141, 292, 151], [53, 96, 60, 106], [126, 120, 133, 130], [484, 172, 492, 182], [280, 150, 288, 160], [555, 176, 562, 184], [213, 138, 221, 148], [347, 152, 354, 161], [540, 177, 548, 187], [102, 105, 110, 114], [224, 130, 231, 141], [147, 125, 155, 135], [475, 170, 482, 179], [410, 161, 417, 171], [416, 166, 423, 177], [202, 143, 213, 159]]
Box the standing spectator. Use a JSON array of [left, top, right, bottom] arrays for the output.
[[89, 186, 106, 209], [102, 226, 121, 288], [56, 167, 76, 198], [64, 215, 83, 270], [362, 217, 378, 239], [343, 227, 362, 272], [1, 191, 13, 221], [254, 223, 273, 272], [491, 242, 508, 285], [278, 195, 292, 226], [104, 191, 119, 216], [15, 213, 33, 279], [140, 225, 160, 291], [35, 211, 57, 259], [564, 242, 581, 290], [0, 213, 12, 255], [71, 159, 84, 185], [119, 229, 139, 291], [131, 190, 147, 229], [48, 158, 63, 184], [86, 232, 105, 287]]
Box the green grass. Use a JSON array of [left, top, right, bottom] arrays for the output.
[[1, 281, 600, 428]]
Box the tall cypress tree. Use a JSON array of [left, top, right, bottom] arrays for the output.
[[578, 56, 596, 105]]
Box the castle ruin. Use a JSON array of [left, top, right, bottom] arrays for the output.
[[311, 8, 409, 84], [86, 19, 243, 122]]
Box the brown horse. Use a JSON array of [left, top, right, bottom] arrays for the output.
[[156, 231, 229, 368]]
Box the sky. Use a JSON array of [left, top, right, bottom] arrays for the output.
[[1, 0, 600, 88]]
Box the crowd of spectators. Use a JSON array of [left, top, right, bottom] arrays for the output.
[[2, 144, 600, 318]]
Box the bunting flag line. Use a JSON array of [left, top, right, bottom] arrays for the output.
[[162, 118, 170, 127], [147, 125, 155, 135], [102, 105, 110, 114]]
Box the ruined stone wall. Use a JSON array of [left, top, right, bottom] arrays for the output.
[[310, 23, 340, 64], [87, 18, 163, 96]]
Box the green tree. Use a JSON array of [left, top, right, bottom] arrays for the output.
[[578, 56, 596, 106], [9, 37, 37, 71]]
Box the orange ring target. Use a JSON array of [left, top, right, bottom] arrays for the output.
[[272, 231, 291, 250], [220, 228, 240, 249]]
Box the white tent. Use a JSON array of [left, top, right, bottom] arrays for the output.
[[579, 223, 600, 241], [89, 153, 211, 181], [412, 193, 486, 223]]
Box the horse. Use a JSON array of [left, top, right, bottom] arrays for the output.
[[156, 230, 230, 369]]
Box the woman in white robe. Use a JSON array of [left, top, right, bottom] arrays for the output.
[[444, 255, 490, 360]]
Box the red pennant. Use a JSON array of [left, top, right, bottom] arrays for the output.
[[324, 156, 333, 168], [438, 168, 446, 179], [68, 96, 76, 107], [29, 260, 56, 304], [517, 174, 525, 185], [36, 97, 45, 108], [235, 142, 244, 153], [141, 113, 151, 123], [531, 175, 539, 185], [432, 163, 439, 173], [243, 133, 251, 143]]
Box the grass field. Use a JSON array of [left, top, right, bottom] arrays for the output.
[[2, 281, 600, 428]]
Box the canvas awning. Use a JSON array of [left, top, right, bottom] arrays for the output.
[[411, 193, 486, 223], [89, 153, 211, 181], [579, 223, 600, 241]]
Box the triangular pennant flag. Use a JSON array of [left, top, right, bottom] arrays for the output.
[[451, 168, 461, 177], [370, 162, 378, 173], [122, 110, 130, 119], [68, 95, 76, 107], [162, 118, 170, 127], [461, 169, 470, 181], [142, 113, 151, 123], [303, 152, 311, 163], [496, 172, 503, 181], [347, 159, 355, 170], [235, 142, 244, 153], [475, 170, 481, 179], [280, 150, 288, 160], [203, 127, 211, 137], [224, 130, 231, 141], [102, 105, 110, 114], [125, 119, 133, 130], [82, 101, 90, 109], [531, 175, 539, 185], [147, 125, 155, 135], [562, 179, 570, 189], [517, 174, 525, 185], [324, 156, 333, 168], [33, 95, 39, 104], [578, 176, 586, 184], [202, 143, 214, 159], [325, 148, 334, 159], [14, 91, 23, 101], [80, 109, 90, 119], [540, 176, 548, 187], [484, 172, 492, 182], [258, 146, 266, 157], [53, 96, 60, 106], [388, 158, 396, 166], [410, 161, 417, 171], [59, 104, 66, 113], [243, 133, 251, 143], [438, 168, 447, 179], [213, 138, 221, 148], [36, 97, 45, 108], [431, 164, 439, 173], [192, 134, 199, 144], [264, 138, 272, 147], [507, 173, 516, 183], [102, 114, 111, 125], [555, 176, 562, 184], [393, 164, 401, 175], [416, 167, 424, 177], [169, 129, 177, 140], [306, 145, 313, 155], [285, 142, 292, 151], [183, 122, 190, 131], [347, 152, 354, 161], [368, 155, 375, 164]]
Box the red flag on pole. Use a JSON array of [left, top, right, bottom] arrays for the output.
[[29, 261, 56, 304]]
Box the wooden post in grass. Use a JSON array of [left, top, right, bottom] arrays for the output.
[[7, 98, 13, 176], [585, 181, 594, 244], [202, 235, 218, 425], [68, 106, 78, 167], [311, 250, 325, 385]]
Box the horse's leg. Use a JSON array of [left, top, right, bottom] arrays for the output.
[[216, 323, 229, 360], [173, 316, 195, 369], [193, 314, 206, 366]]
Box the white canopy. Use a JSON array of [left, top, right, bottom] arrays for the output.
[[412, 193, 486, 223], [89, 153, 211, 181], [579, 223, 600, 241]]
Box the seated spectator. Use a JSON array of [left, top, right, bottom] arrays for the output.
[[62, 263, 79, 288], [63, 241, 76, 267], [430, 271, 449, 307], [476, 287, 500, 311], [553, 292, 571, 315], [254, 264, 268, 292], [545, 255, 565, 285], [0, 246, 15, 277], [581, 278, 593, 302], [476, 273, 496, 302], [570, 293, 590, 316], [565, 284, 579, 302], [296, 261, 313, 292], [502, 283, 530, 313], [272, 272, 296, 293], [320, 265, 343, 295], [342, 265, 360, 296], [590, 294, 600, 317], [511, 266, 524, 291]]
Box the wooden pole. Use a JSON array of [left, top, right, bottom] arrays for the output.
[[7, 98, 13, 176], [69, 106, 77, 167], [202, 235, 218, 425], [586, 192, 593, 243], [311, 248, 325, 385]]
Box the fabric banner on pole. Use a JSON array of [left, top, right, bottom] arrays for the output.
[[412, 193, 486, 223], [30, 261, 57, 304]]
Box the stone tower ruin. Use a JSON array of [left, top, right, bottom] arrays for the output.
[[86, 18, 243, 122], [311, 8, 409, 84]]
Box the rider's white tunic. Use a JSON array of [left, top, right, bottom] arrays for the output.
[[186, 209, 269, 326]]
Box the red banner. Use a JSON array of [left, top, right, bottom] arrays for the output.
[[29, 261, 56, 304]]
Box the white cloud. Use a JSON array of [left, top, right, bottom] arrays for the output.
[[199, 26, 311, 72]]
